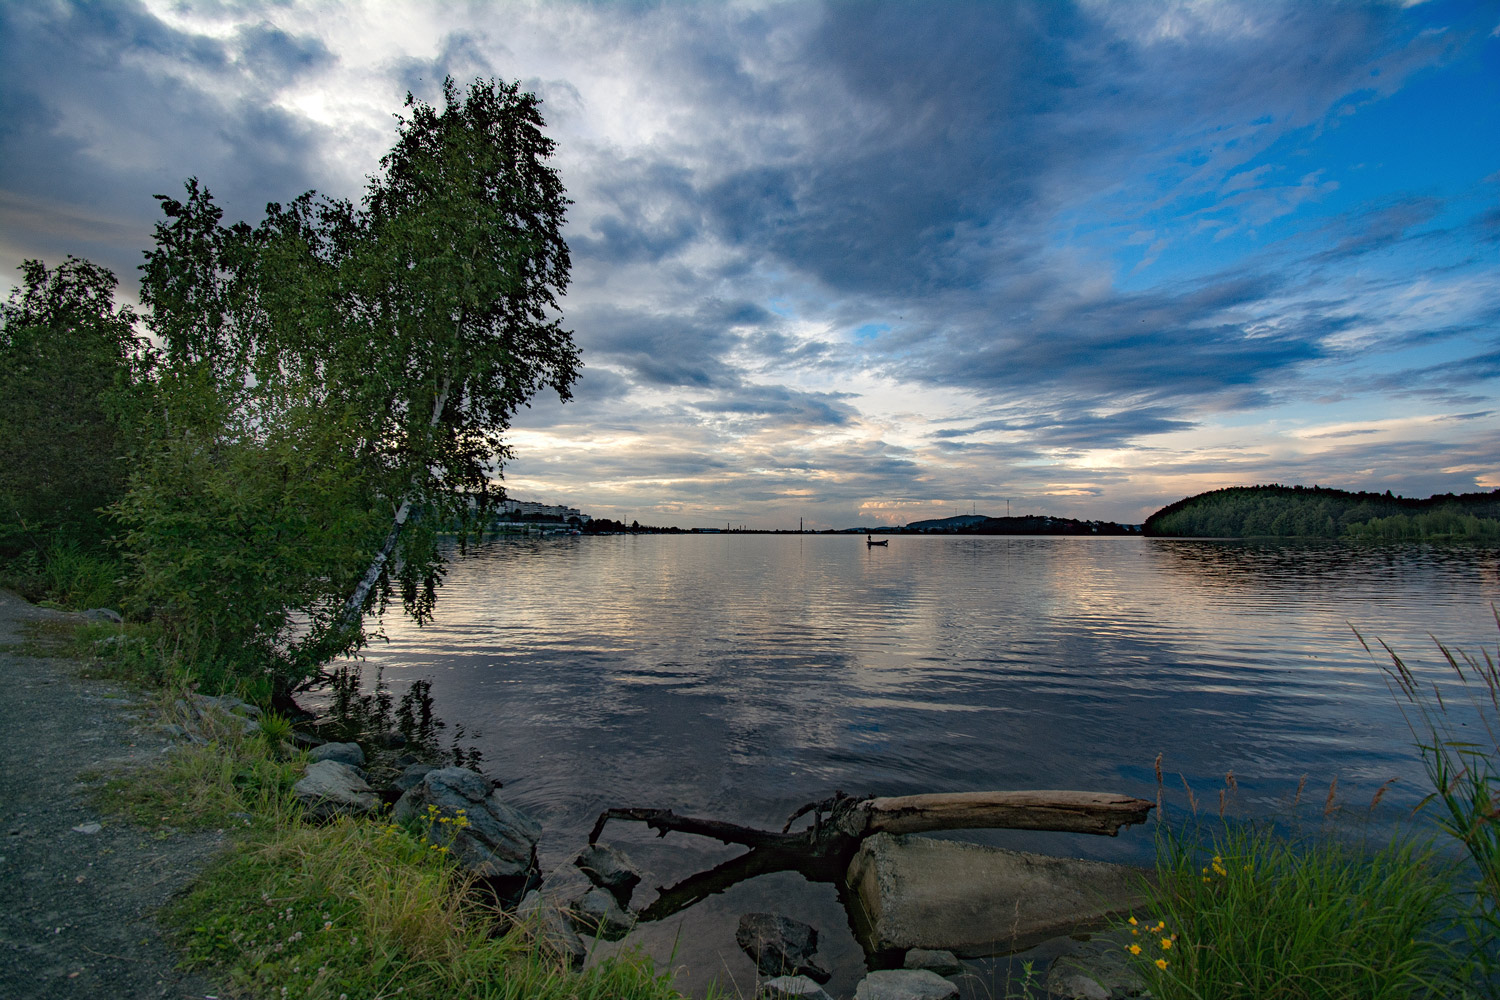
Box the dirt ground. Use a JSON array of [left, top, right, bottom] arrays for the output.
[[0, 589, 225, 1000]]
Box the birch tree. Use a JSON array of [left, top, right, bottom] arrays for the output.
[[123, 78, 577, 697]]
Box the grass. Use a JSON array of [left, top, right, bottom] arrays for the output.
[[1116, 616, 1500, 999], [1119, 822, 1461, 1000], [165, 819, 689, 1000], [0, 540, 125, 610], [1365, 612, 1500, 992], [75, 635, 698, 1000]]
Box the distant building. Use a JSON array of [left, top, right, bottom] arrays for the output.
[[495, 498, 590, 525]]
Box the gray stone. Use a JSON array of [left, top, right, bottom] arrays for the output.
[[575, 842, 643, 896], [290, 729, 326, 749], [83, 608, 123, 624], [1042, 932, 1146, 1000], [308, 741, 365, 768], [903, 948, 963, 976], [195, 693, 261, 718], [736, 912, 829, 983], [70, 822, 102, 835], [573, 886, 633, 941], [758, 975, 834, 1000], [393, 766, 540, 881], [846, 833, 1149, 956], [392, 762, 435, 793], [294, 759, 378, 819], [1046, 973, 1108, 1000], [518, 890, 586, 969], [854, 969, 959, 1000]]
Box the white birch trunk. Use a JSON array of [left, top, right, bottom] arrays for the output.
[[334, 375, 453, 636]]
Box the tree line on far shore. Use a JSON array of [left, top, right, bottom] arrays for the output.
[[1144, 484, 1500, 540]]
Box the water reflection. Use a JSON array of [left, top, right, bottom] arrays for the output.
[[339, 535, 1499, 863]]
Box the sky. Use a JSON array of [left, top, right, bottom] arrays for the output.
[[2, 1, 1497, 529]]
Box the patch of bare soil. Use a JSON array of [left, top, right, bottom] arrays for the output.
[[0, 590, 224, 999]]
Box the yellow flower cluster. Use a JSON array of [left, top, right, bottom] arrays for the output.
[[1125, 915, 1177, 972]]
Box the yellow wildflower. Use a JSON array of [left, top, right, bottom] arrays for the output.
[[1155, 958, 1168, 971], [1128, 944, 1142, 955]]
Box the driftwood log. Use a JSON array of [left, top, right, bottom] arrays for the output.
[[590, 789, 1152, 868]]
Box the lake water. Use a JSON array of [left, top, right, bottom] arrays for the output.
[[348, 535, 1500, 994]]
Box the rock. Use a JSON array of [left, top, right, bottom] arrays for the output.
[[294, 759, 378, 819], [308, 741, 365, 768], [83, 608, 123, 623], [393, 766, 541, 886], [854, 969, 959, 1000], [846, 833, 1149, 956], [376, 730, 407, 748], [758, 975, 835, 1000], [70, 822, 102, 835], [572, 886, 633, 941], [904, 948, 963, 976], [574, 842, 643, 899], [392, 762, 435, 793], [290, 729, 326, 749], [518, 890, 587, 969], [1046, 973, 1108, 1000], [1042, 932, 1145, 1000], [735, 912, 830, 983]]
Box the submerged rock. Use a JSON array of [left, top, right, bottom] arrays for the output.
[[854, 969, 959, 1000], [574, 842, 643, 900], [758, 975, 835, 1000], [293, 759, 378, 819], [903, 948, 963, 976], [735, 912, 830, 983], [1041, 931, 1145, 1000], [572, 886, 633, 941]]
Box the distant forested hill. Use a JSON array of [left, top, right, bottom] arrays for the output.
[[1143, 485, 1500, 540]]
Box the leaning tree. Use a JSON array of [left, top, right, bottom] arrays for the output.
[[124, 78, 579, 697]]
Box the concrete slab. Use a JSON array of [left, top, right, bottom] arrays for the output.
[[845, 833, 1149, 957]]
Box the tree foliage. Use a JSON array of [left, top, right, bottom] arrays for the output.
[[0, 257, 148, 556], [1144, 484, 1500, 539], [118, 77, 578, 697]]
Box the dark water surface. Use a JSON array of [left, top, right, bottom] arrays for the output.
[[349, 535, 1500, 994]]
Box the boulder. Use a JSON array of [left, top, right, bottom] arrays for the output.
[[735, 912, 830, 983], [392, 762, 436, 793], [854, 969, 959, 1000], [393, 766, 541, 886], [309, 741, 365, 768], [846, 833, 1149, 956], [294, 759, 378, 819], [83, 608, 123, 624], [758, 975, 835, 1000], [574, 842, 643, 899], [1041, 932, 1145, 1000], [518, 890, 587, 969], [903, 948, 963, 976], [572, 886, 633, 941]]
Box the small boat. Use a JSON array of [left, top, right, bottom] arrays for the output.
[[866, 534, 888, 547]]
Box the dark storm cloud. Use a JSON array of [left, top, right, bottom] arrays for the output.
[[906, 273, 1323, 409], [933, 407, 1197, 450], [689, 384, 857, 428], [568, 158, 702, 265], [0, 2, 332, 285]]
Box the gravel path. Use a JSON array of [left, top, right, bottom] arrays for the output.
[[0, 589, 225, 1000]]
